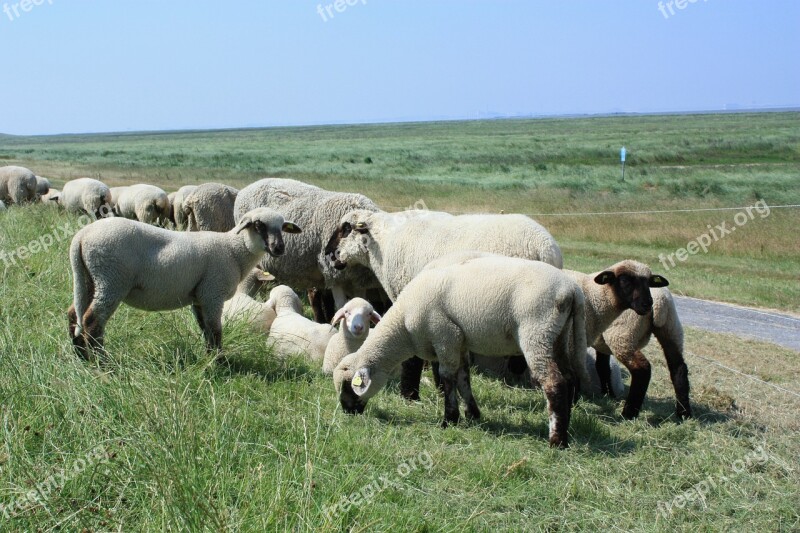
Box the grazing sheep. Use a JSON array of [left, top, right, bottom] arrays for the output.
[[564, 262, 680, 419], [334, 256, 589, 449], [59, 178, 113, 219], [35, 176, 51, 197], [233, 178, 385, 322], [40, 188, 61, 206], [67, 208, 302, 359], [109, 186, 127, 212], [326, 209, 563, 399], [590, 286, 691, 419], [222, 292, 277, 335], [0, 166, 38, 205], [115, 184, 170, 225], [183, 183, 239, 232], [322, 298, 381, 375], [266, 285, 337, 363], [169, 185, 198, 229]]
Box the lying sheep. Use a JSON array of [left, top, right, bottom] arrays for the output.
[[267, 285, 337, 363], [169, 185, 198, 229], [59, 178, 113, 219], [327, 209, 563, 400], [586, 350, 625, 398], [68, 208, 302, 359], [565, 262, 685, 419], [234, 178, 385, 322], [35, 176, 51, 197], [322, 298, 381, 375], [0, 166, 38, 205], [334, 256, 589, 449], [115, 184, 170, 225], [222, 292, 277, 335], [184, 183, 239, 232], [590, 286, 691, 419]]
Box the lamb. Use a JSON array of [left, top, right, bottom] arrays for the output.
[[222, 291, 277, 335], [115, 184, 170, 225], [183, 183, 239, 232], [326, 209, 563, 399], [67, 207, 302, 359], [265, 285, 338, 363], [589, 286, 691, 419], [169, 185, 198, 229], [0, 166, 38, 205], [58, 178, 114, 219], [564, 263, 687, 419], [333, 256, 589, 448], [322, 298, 381, 375], [35, 176, 51, 197], [234, 178, 385, 321]]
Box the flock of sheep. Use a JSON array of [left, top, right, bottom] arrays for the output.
[[1, 164, 692, 448]]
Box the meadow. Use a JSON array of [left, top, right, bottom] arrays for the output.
[[0, 112, 798, 531]]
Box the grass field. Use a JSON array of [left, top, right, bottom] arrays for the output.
[[1, 113, 799, 531]]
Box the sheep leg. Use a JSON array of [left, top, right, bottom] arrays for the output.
[[438, 368, 461, 427], [430, 361, 444, 394], [654, 330, 692, 419], [455, 365, 481, 421], [617, 350, 651, 419], [191, 304, 223, 355], [594, 351, 615, 398], [68, 304, 91, 361], [539, 359, 571, 449], [81, 297, 120, 361], [399, 357, 425, 401], [308, 288, 326, 323]]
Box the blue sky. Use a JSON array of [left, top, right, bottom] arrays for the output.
[[1, 1, 797, 135]]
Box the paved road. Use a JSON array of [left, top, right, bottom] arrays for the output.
[[674, 296, 800, 353]]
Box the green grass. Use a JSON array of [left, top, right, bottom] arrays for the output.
[[1, 114, 799, 530]]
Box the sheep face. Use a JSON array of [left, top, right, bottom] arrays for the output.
[[594, 260, 669, 316], [332, 298, 381, 338], [333, 353, 388, 414], [324, 210, 375, 270], [234, 208, 302, 257]]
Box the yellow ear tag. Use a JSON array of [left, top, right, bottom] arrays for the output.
[[352, 375, 363, 387], [355, 222, 366, 229]]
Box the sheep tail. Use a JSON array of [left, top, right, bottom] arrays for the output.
[[70, 237, 90, 337], [570, 288, 592, 394]]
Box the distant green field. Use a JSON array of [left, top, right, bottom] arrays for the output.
[[2, 111, 799, 310]]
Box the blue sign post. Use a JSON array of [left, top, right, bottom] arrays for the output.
[[620, 146, 627, 181]]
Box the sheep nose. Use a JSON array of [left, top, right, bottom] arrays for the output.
[[353, 324, 364, 334], [272, 242, 285, 256]]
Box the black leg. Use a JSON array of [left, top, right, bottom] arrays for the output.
[[400, 356, 425, 401], [595, 351, 614, 397]]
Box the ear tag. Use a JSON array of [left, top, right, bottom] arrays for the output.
[[352, 375, 363, 387]]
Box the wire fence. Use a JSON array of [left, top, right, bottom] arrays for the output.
[[382, 203, 800, 217]]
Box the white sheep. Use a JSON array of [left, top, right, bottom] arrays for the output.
[[266, 285, 337, 363], [233, 178, 384, 321], [68, 207, 302, 359], [115, 184, 170, 225], [169, 185, 198, 229], [109, 186, 127, 212], [183, 183, 239, 232], [222, 292, 277, 335], [589, 286, 690, 419], [333, 255, 589, 449], [40, 188, 61, 206], [58, 178, 114, 219], [322, 298, 381, 375], [0, 166, 38, 205], [564, 261, 681, 419]]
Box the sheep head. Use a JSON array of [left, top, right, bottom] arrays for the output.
[[331, 298, 381, 339], [234, 207, 302, 257], [324, 210, 375, 270], [593, 260, 669, 316]]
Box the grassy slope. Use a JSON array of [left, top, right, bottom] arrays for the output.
[[2, 112, 799, 311], [0, 206, 798, 531]]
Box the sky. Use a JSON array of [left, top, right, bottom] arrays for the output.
[[0, 0, 798, 135]]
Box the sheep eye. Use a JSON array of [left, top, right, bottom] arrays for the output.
[[341, 222, 352, 238]]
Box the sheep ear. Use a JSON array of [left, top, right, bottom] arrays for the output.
[[649, 275, 669, 288], [354, 221, 369, 234], [331, 307, 346, 326], [370, 311, 381, 324], [232, 216, 252, 234], [256, 271, 275, 282], [350, 367, 371, 396], [594, 271, 615, 285], [282, 221, 302, 234]]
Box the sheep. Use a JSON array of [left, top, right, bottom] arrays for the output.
[[322, 298, 381, 375], [564, 262, 686, 419], [115, 184, 170, 225], [222, 292, 277, 335], [326, 209, 563, 399], [333, 255, 589, 448], [58, 178, 113, 219], [183, 183, 239, 232], [266, 285, 338, 363], [169, 185, 198, 229], [109, 186, 127, 212], [67, 207, 302, 360], [588, 286, 691, 419], [0, 166, 38, 205], [233, 178, 385, 321], [40, 188, 61, 206], [35, 176, 51, 197]]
